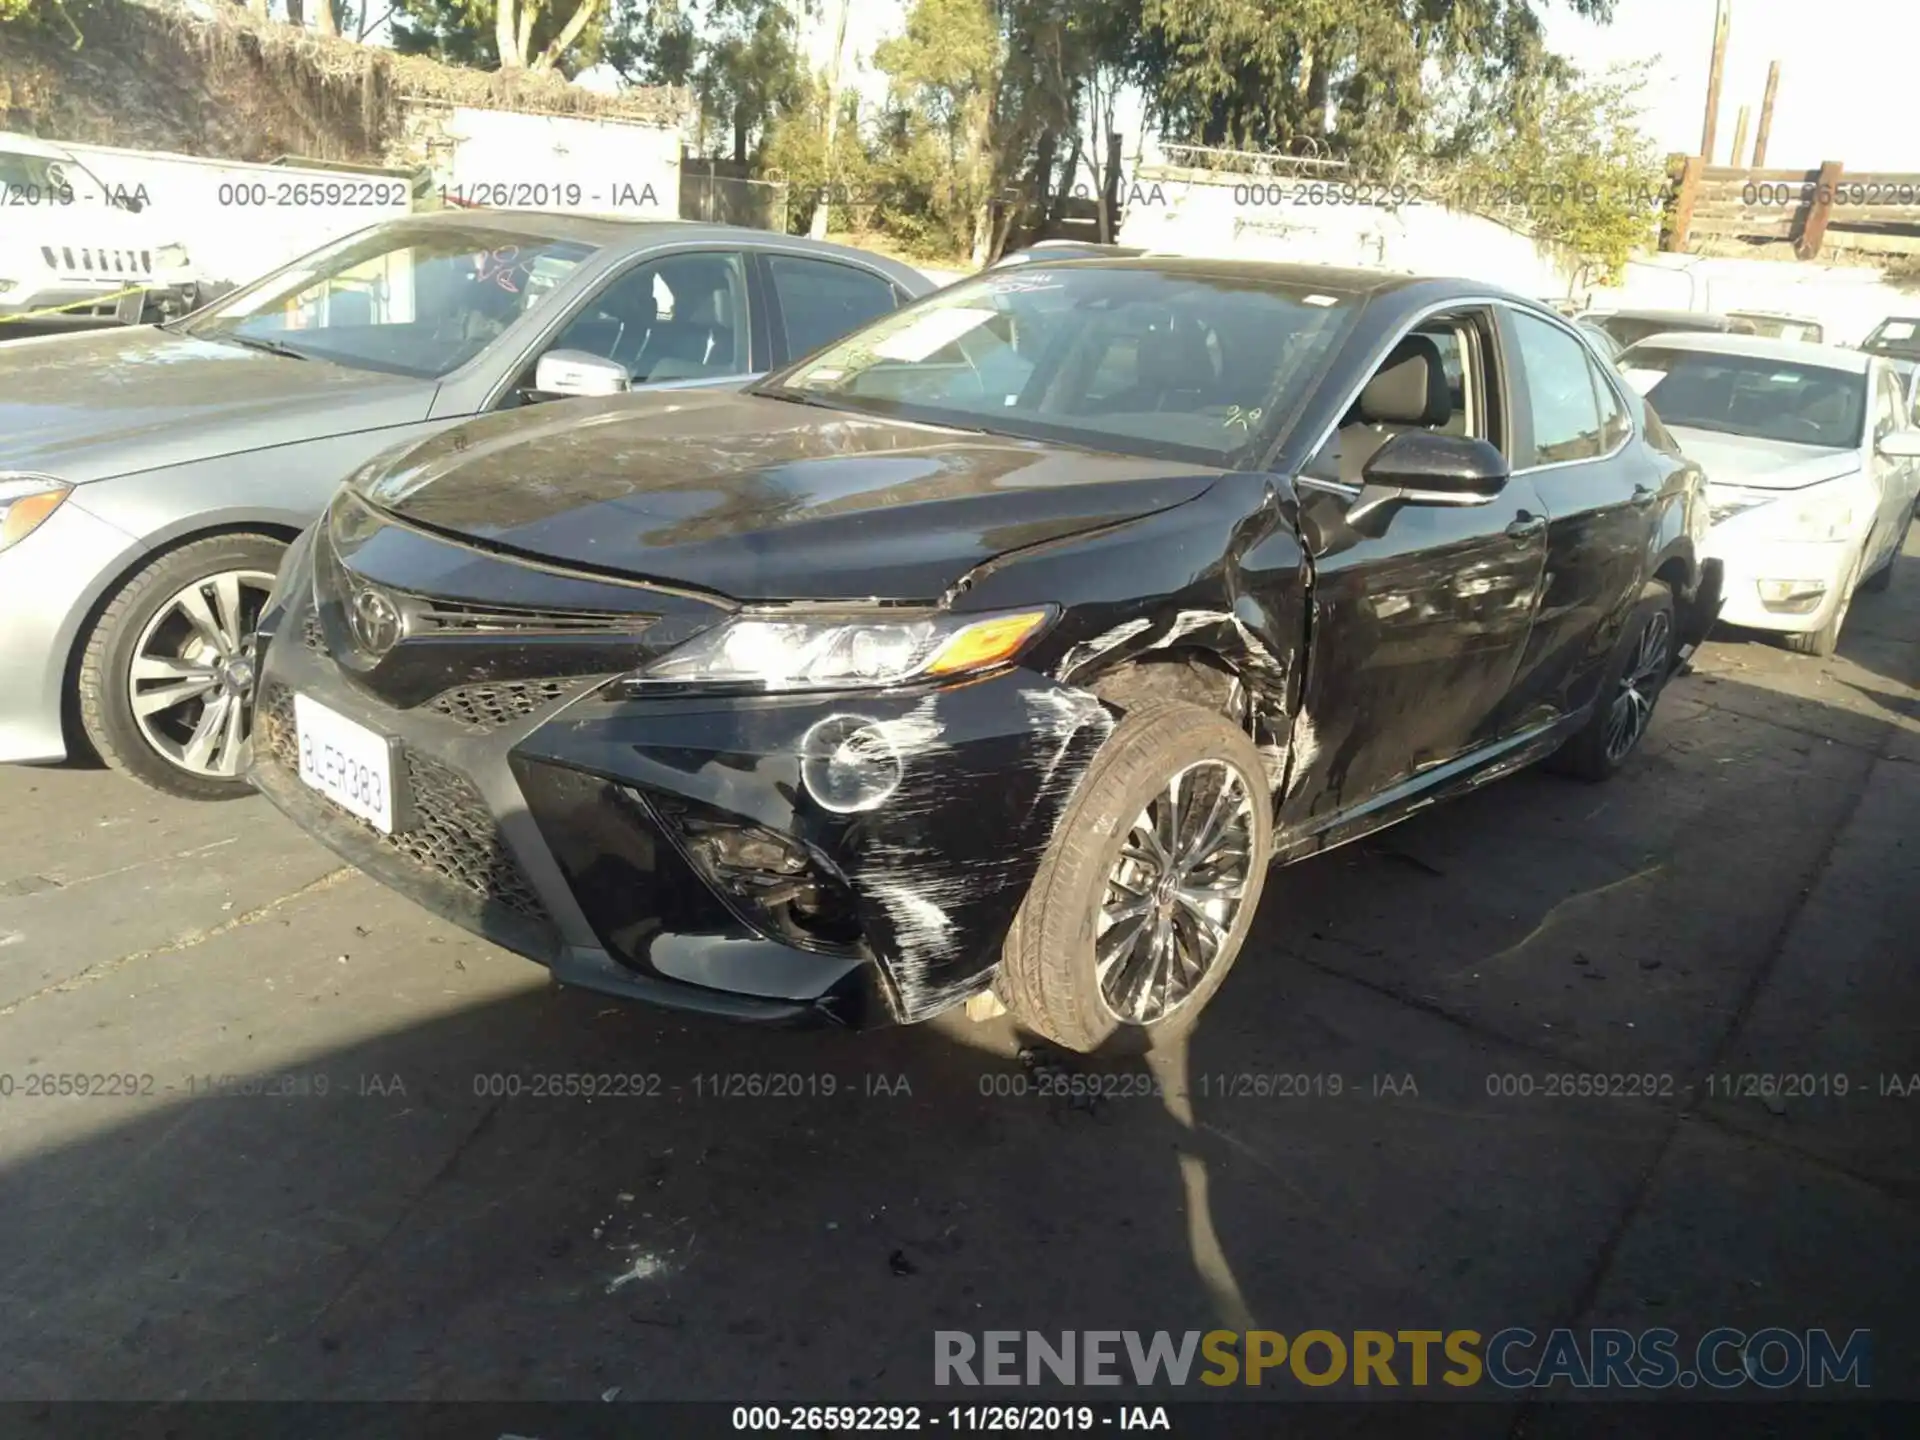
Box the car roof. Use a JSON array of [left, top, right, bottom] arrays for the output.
[[0, 130, 78, 160], [1584, 307, 1732, 323], [387, 208, 928, 278], [1001, 254, 1514, 301], [1623, 331, 1873, 372]]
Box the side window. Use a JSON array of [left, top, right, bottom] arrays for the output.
[[767, 255, 899, 359], [1590, 356, 1632, 451], [1872, 368, 1902, 440], [1302, 315, 1482, 484], [547, 258, 668, 374], [1512, 311, 1604, 466]]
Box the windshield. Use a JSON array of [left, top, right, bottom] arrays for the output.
[[1863, 318, 1920, 356], [1622, 346, 1866, 449], [754, 264, 1363, 464], [0, 147, 111, 204], [177, 223, 595, 379]]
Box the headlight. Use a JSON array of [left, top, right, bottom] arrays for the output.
[[636, 607, 1056, 692], [0, 475, 72, 554], [154, 243, 191, 270], [1708, 478, 1862, 542], [0, 279, 17, 296]]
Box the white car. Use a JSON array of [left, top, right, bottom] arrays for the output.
[[1619, 332, 1920, 656], [0, 131, 199, 329]]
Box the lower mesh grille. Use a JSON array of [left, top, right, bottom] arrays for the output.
[[302, 613, 325, 653], [256, 683, 549, 922], [426, 678, 590, 732]]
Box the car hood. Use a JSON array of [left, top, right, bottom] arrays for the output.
[[1668, 426, 1862, 491], [357, 389, 1232, 601], [0, 326, 437, 483]]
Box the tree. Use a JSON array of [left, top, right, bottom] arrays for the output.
[[875, 0, 1003, 262], [1133, 0, 1617, 174], [389, 0, 607, 72], [1445, 59, 1666, 287]]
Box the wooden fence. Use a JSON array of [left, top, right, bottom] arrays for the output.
[[1664, 158, 1920, 260]]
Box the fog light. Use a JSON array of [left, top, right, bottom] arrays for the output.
[[1757, 579, 1828, 614], [801, 714, 904, 814]]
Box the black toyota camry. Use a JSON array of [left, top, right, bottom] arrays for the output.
[[246, 258, 1723, 1053]]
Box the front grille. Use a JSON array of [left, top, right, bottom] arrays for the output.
[[409, 598, 648, 637], [256, 682, 548, 922], [426, 678, 590, 732]]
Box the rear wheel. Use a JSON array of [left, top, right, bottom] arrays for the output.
[[78, 534, 284, 801], [998, 699, 1273, 1054], [1549, 586, 1674, 783]]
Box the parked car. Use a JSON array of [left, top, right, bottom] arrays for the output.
[[1859, 315, 1920, 364], [1575, 321, 1624, 365], [1577, 307, 1756, 349], [0, 211, 933, 798], [1887, 356, 1920, 426], [0, 130, 200, 331], [1725, 311, 1824, 344], [1618, 332, 1920, 656], [244, 258, 1721, 1053]]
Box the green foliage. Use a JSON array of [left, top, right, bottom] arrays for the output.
[[1135, 0, 1613, 174], [1445, 60, 1666, 284], [389, 0, 607, 74], [0, 0, 96, 45]]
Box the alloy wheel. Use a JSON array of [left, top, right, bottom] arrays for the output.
[[1095, 759, 1256, 1025], [128, 569, 276, 779], [1604, 608, 1672, 763]]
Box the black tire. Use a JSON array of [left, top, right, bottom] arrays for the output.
[[78, 533, 286, 801], [997, 698, 1275, 1054], [1549, 585, 1675, 783], [1858, 513, 1909, 594]]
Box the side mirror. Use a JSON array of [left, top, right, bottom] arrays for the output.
[[1348, 432, 1511, 530], [1875, 428, 1920, 460], [533, 349, 631, 399]]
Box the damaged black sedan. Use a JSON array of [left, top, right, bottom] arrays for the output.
[[246, 259, 1722, 1052]]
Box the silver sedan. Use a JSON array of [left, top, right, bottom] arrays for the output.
[[0, 210, 931, 797]]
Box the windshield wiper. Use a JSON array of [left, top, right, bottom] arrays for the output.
[[219, 334, 310, 361]]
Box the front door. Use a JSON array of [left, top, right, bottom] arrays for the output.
[[1283, 306, 1548, 832]]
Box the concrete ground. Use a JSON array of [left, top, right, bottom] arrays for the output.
[[1, 533, 1915, 1428]]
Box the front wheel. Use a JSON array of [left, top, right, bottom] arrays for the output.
[[77, 533, 285, 800], [1549, 586, 1675, 783], [997, 699, 1274, 1054], [1782, 550, 1862, 657]]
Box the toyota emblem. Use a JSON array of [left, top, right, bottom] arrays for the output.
[[347, 584, 405, 658]]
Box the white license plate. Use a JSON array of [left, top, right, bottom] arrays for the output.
[[294, 693, 396, 834]]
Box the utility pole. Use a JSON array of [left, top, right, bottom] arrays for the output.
[[1753, 61, 1780, 167], [1701, 0, 1731, 162], [808, 0, 852, 241], [1731, 105, 1751, 169]]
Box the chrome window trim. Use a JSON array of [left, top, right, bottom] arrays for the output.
[[1293, 294, 1646, 496]]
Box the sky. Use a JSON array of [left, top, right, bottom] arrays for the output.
[[1541, 0, 1915, 173]]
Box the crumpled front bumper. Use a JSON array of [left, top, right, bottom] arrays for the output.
[[246, 545, 1114, 1029], [1673, 556, 1725, 662]]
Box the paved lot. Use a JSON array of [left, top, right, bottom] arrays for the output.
[[1, 534, 1916, 1424]]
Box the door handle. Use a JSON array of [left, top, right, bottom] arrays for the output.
[[1506, 513, 1547, 541]]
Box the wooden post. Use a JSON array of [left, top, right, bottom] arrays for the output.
[[1701, 0, 1731, 161], [1796, 160, 1844, 260], [1731, 107, 1751, 169], [1753, 61, 1780, 167], [1666, 154, 1705, 252]]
